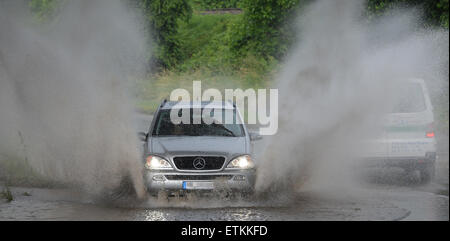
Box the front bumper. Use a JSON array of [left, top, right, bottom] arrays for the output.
[[144, 169, 256, 194], [360, 152, 436, 169]]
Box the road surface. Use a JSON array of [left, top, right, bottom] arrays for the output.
[[0, 114, 448, 220]]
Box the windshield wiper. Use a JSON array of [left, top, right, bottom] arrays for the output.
[[212, 123, 236, 137]]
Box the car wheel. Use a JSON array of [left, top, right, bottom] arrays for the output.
[[419, 163, 435, 184]]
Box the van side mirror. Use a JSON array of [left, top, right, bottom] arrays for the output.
[[249, 132, 262, 141], [138, 132, 147, 142]]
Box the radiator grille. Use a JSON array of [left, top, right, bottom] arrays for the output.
[[173, 156, 225, 170]]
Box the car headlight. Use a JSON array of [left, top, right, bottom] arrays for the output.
[[145, 155, 173, 170], [226, 155, 255, 169]]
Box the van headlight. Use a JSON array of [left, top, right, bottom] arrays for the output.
[[145, 155, 173, 170], [226, 155, 255, 169]]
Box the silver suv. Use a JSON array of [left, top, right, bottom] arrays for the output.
[[139, 100, 260, 196]]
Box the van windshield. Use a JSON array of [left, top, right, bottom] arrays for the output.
[[152, 108, 244, 137], [391, 83, 427, 113]]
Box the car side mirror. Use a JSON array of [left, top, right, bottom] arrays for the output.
[[138, 132, 147, 142], [249, 132, 262, 141]]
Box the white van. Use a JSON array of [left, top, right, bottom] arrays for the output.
[[365, 79, 437, 183]]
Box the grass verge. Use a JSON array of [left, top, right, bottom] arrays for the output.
[[134, 69, 273, 114], [0, 186, 13, 202], [0, 157, 56, 188]]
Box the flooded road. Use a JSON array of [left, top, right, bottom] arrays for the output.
[[0, 114, 448, 221], [0, 175, 448, 221]]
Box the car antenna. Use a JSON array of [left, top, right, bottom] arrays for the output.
[[226, 100, 236, 108], [160, 98, 168, 107]]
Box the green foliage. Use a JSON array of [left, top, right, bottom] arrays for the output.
[[192, 0, 241, 10], [131, 0, 193, 69], [437, 0, 449, 28], [28, 0, 63, 23], [24, 0, 449, 80], [367, 0, 449, 28], [1, 187, 13, 202], [134, 69, 270, 113], [176, 14, 237, 73], [229, 0, 303, 60], [173, 14, 276, 84], [27, 0, 448, 75], [29, 0, 194, 69], [0, 158, 54, 188]]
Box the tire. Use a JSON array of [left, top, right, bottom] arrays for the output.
[[419, 163, 435, 184]]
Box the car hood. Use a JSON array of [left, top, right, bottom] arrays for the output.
[[148, 136, 250, 158]]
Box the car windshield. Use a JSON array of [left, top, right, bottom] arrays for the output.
[[391, 82, 427, 113], [152, 108, 244, 137]]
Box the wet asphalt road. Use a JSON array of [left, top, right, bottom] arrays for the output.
[[0, 114, 448, 221]]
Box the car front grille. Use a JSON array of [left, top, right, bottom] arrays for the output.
[[173, 156, 225, 170], [165, 175, 232, 181]]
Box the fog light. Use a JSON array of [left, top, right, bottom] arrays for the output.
[[152, 175, 166, 181], [233, 175, 246, 181]]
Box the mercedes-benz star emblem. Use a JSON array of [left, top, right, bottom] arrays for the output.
[[193, 157, 206, 170]]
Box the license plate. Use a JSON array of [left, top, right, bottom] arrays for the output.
[[182, 181, 214, 190]]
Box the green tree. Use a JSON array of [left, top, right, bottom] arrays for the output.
[[192, 0, 241, 10], [231, 0, 448, 63], [133, 0, 192, 69], [229, 0, 304, 60], [367, 0, 449, 28], [435, 0, 448, 28], [28, 0, 192, 69], [29, 0, 63, 23]]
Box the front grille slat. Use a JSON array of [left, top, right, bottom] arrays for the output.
[[165, 175, 232, 180], [173, 156, 225, 170]]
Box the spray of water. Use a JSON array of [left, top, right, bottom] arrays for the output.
[[256, 0, 448, 194], [0, 0, 447, 207], [0, 0, 147, 199]]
